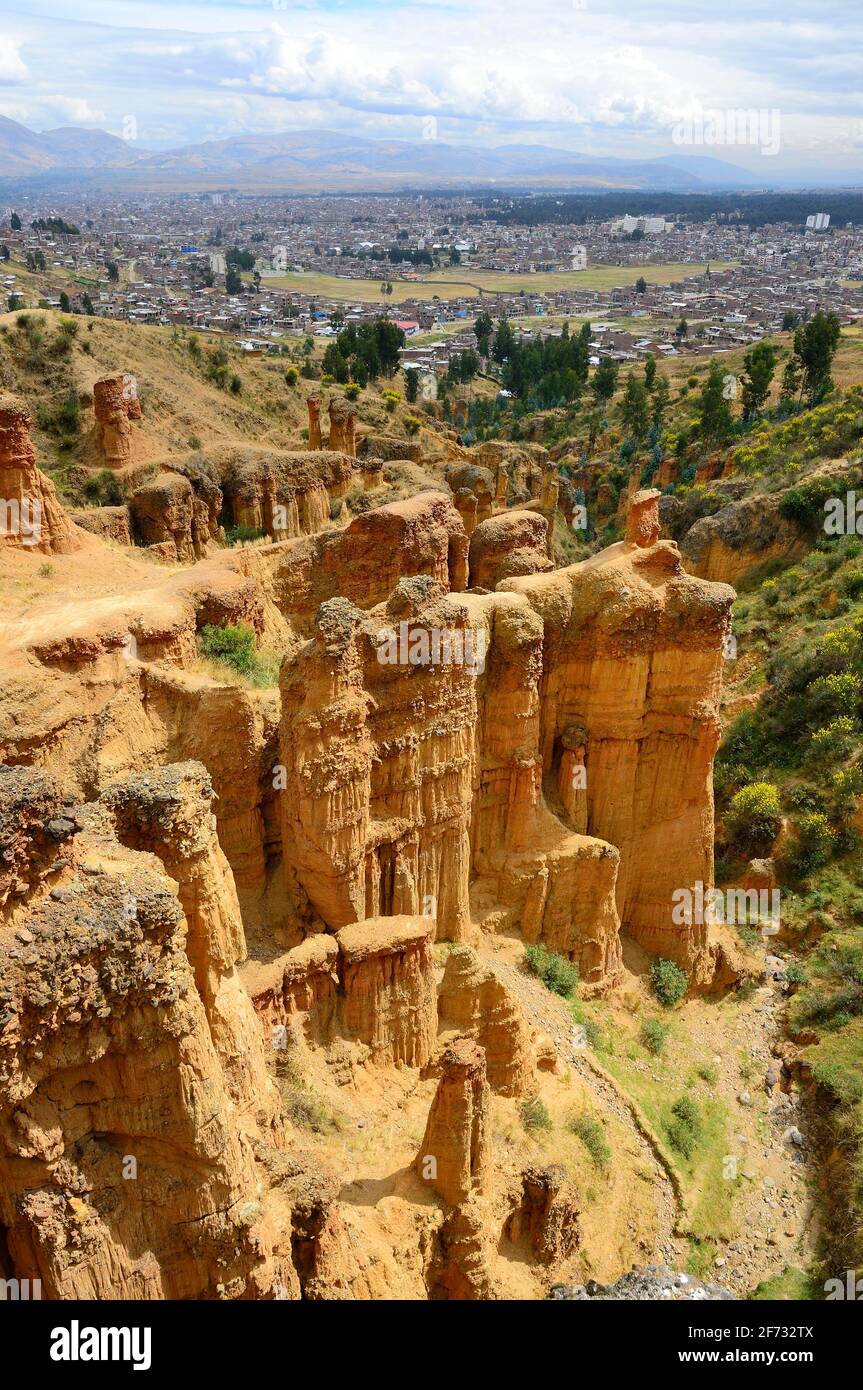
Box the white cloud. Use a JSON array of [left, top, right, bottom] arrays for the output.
[[40, 95, 106, 124], [0, 37, 28, 84], [0, 0, 860, 168]]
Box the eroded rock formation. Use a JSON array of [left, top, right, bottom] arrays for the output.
[[0, 401, 83, 556], [416, 1039, 491, 1206], [130, 471, 197, 560], [337, 916, 436, 1067], [625, 487, 662, 548], [0, 762, 296, 1300], [215, 445, 356, 539], [328, 397, 357, 458], [468, 510, 552, 590], [445, 462, 494, 537], [438, 945, 535, 1096], [506, 1164, 580, 1266], [94, 374, 141, 470], [0, 357, 744, 1302], [307, 395, 322, 451]]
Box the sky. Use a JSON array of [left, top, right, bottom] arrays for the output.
[[0, 0, 862, 174]]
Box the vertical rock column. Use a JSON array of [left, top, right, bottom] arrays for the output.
[[625, 487, 662, 548], [328, 397, 357, 457], [0, 400, 82, 555], [494, 465, 508, 510], [416, 1040, 491, 1206], [307, 395, 322, 450], [538, 462, 560, 557], [101, 762, 283, 1137], [94, 373, 140, 469]]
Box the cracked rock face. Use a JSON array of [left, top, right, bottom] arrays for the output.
[[0, 761, 296, 1301]]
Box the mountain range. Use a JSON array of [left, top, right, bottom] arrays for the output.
[[0, 117, 771, 193]]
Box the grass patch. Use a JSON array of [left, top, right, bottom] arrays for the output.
[[749, 1266, 824, 1301], [197, 622, 279, 687], [568, 1112, 611, 1170]]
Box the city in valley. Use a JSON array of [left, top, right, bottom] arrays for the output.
[[4, 190, 863, 379]]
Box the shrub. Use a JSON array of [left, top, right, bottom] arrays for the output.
[[82, 469, 123, 506], [225, 524, 265, 546], [650, 958, 689, 1008], [344, 382, 361, 401], [807, 672, 862, 720], [666, 1094, 702, 1159], [641, 1017, 670, 1055], [781, 473, 851, 529], [404, 414, 422, 436], [199, 623, 258, 676], [568, 1113, 611, 1169], [831, 763, 863, 818], [198, 623, 276, 687], [784, 812, 837, 875], [524, 943, 579, 998], [808, 717, 857, 766], [284, 366, 298, 386], [519, 1097, 552, 1133], [841, 568, 863, 599], [725, 781, 782, 851]]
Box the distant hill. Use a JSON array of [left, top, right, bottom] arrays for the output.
[[0, 116, 139, 175], [0, 119, 766, 192]]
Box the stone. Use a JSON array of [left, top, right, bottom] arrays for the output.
[[416, 1039, 491, 1207], [625, 488, 661, 548]]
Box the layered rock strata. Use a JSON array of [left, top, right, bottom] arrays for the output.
[[248, 916, 436, 1069], [279, 495, 733, 983]]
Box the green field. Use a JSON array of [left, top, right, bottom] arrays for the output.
[[261, 261, 737, 305]]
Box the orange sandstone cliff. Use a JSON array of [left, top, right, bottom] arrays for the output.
[[0, 413, 738, 1300]]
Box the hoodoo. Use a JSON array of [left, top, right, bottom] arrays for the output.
[[93, 373, 141, 469], [0, 400, 83, 555]]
